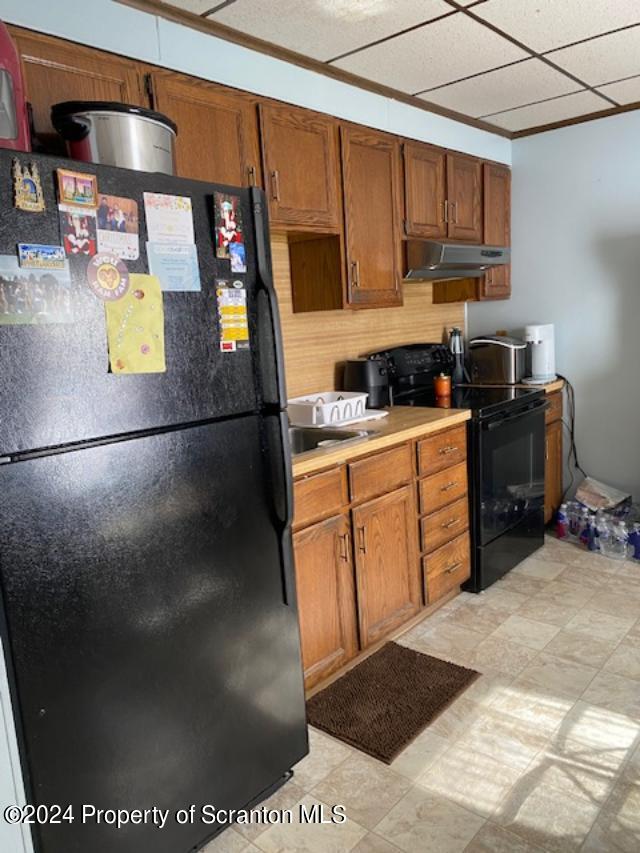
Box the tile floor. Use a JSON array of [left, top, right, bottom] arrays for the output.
[[205, 537, 640, 852]]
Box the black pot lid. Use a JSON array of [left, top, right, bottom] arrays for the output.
[[51, 101, 178, 135]]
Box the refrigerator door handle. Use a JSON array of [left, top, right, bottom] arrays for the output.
[[264, 410, 296, 607], [251, 187, 288, 410]]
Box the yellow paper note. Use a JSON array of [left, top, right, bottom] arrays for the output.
[[105, 274, 166, 374]]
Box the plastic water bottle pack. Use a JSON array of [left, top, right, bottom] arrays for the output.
[[555, 501, 640, 561]]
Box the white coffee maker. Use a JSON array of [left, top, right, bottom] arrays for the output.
[[523, 323, 556, 384]]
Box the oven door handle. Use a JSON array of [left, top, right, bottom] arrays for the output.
[[484, 400, 549, 430]]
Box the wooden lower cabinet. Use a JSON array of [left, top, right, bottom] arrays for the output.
[[545, 418, 563, 524], [293, 514, 358, 689], [351, 485, 421, 649]]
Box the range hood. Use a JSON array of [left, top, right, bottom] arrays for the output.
[[404, 240, 510, 281]]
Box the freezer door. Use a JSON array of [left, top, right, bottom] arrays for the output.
[[0, 416, 307, 853], [0, 151, 282, 456]]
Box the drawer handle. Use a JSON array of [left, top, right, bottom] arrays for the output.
[[438, 446, 459, 455], [445, 561, 462, 575], [441, 481, 458, 492], [338, 532, 350, 562], [357, 525, 367, 554], [441, 518, 459, 529]]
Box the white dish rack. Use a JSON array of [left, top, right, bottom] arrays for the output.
[[288, 391, 369, 427]]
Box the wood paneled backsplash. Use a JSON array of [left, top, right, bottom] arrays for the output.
[[272, 235, 465, 397]]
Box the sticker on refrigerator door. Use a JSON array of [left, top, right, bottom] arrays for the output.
[[143, 192, 195, 245], [17, 243, 66, 270], [215, 277, 249, 352], [213, 192, 245, 269], [59, 204, 97, 257], [105, 274, 166, 374], [56, 168, 98, 208], [147, 242, 200, 291], [87, 253, 129, 302], [12, 158, 45, 212], [96, 194, 140, 260], [0, 254, 76, 324]]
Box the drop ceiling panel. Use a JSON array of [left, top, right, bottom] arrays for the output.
[[474, 0, 640, 53], [334, 13, 527, 94], [422, 58, 579, 117], [549, 27, 640, 87], [208, 0, 452, 62], [486, 90, 610, 131], [597, 76, 640, 105]]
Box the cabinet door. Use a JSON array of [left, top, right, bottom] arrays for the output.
[[481, 265, 511, 300], [479, 162, 511, 300], [341, 126, 403, 307], [352, 485, 421, 648], [293, 515, 358, 689], [483, 162, 511, 246], [260, 102, 341, 229], [403, 142, 447, 239], [545, 420, 563, 524], [151, 73, 261, 186], [10, 27, 144, 153], [446, 152, 482, 243]]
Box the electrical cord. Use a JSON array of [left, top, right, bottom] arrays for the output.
[[557, 373, 587, 501]]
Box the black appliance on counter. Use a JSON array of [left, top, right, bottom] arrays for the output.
[[366, 343, 547, 592], [0, 150, 307, 853], [343, 356, 391, 408]]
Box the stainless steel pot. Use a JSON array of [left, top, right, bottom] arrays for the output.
[[52, 101, 177, 175]]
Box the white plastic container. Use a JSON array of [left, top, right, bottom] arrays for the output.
[[287, 391, 368, 427]]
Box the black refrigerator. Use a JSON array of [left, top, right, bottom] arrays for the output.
[[0, 149, 308, 853]]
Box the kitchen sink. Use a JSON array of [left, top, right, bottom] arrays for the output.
[[288, 426, 372, 455]]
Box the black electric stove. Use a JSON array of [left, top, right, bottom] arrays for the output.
[[368, 343, 547, 592]]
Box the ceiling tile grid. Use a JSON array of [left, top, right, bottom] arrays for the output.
[[420, 58, 580, 117], [207, 0, 453, 62], [596, 75, 640, 105], [473, 0, 640, 53], [486, 90, 610, 132], [546, 25, 640, 87], [332, 13, 527, 94], [162, 0, 640, 133]]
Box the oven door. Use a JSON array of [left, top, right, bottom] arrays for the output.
[[476, 400, 547, 546]]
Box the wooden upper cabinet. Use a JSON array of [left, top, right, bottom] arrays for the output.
[[341, 125, 402, 307], [293, 514, 358, 688], [480, 162, 511, 300], [403, 142, 447, 239], [483, 163, 511, 246], [9, 27, 145, 153], [259, 102, 341, 230], [150, 73, 261, 187], [351, 485, 421, 648], [446, 152, 483, 243]]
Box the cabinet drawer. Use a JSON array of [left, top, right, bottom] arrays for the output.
[[417, 425, 467, 476], [419, 462, 467, 515], [421, 497, 469, 554], [349, 444, 413, 504], [546, 391, 563, 424], [423, 532, 471, 604], [293, 467, 347, 529]]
